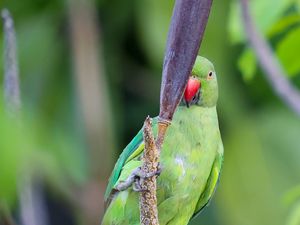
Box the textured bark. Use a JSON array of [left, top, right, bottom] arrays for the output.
[[140, 117, 159, 225]]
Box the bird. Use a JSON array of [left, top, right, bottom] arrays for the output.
[[101, 56, 224, 225]]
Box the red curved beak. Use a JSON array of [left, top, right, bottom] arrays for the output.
[[184, 77, 201, 103]]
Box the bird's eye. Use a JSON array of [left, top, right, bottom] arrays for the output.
[[207, 71, 213, 80]]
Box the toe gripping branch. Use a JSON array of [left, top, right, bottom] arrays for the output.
[[115, 163, 162, 192]]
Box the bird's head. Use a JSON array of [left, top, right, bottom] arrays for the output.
[[183, 56, 218, 108]]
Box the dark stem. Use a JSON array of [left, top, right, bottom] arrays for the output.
[[240, 0, 300, 116], [159, 0, 213, 122]]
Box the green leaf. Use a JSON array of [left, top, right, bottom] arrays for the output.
[[268, 14, 300, 37], [238, 48, 257, 81], [228, 0, 245, 44], [276, 27, 300, 76], [228, 0, 296, 44], [284, 185, 300, 206]]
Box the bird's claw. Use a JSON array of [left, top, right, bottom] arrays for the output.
[[133, 178, 147, 192], [115, 163, 162, 192], [133, 163, 162, 192]]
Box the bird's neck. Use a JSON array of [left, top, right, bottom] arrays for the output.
[[174, 105, 218, 126]]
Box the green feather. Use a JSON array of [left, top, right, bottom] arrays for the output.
[[192, 148, 223, 219], [104, 118, 158, 201]]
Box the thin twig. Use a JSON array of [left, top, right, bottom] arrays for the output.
[[140, 117, 159, 225], [240, 0, 300, 116]]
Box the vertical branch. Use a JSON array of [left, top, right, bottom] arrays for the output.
[[1, 9, 21, 113], [68, 0, 114, 223], [1, 9, 48, 225], [1, 9, 19, 225], [140, 117, 159, 225], [240, 0, 300, 116], [68, 0, 113, 178]]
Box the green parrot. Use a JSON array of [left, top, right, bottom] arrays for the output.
[[102, 56, 223, 225]]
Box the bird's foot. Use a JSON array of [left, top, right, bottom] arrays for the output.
[[115, 163, 162, 192], [133, 164, 162, 192]]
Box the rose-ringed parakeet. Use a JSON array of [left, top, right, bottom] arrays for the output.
[[102, 56, 223, 225]]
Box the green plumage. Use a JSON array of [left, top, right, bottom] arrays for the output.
[[102, 56, 224, 225]]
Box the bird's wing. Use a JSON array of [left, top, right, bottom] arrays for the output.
[[104, 117, 158, 202], [191, 142, 224, 219]]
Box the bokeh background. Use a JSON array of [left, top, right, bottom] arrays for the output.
[[0, 0, 300, 225]]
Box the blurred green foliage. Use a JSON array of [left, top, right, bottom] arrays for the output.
[[0, 0, 300, 224], [0, 100, 86, 208], [229, 0, 300, 80], [287, 201, 300, 225]]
